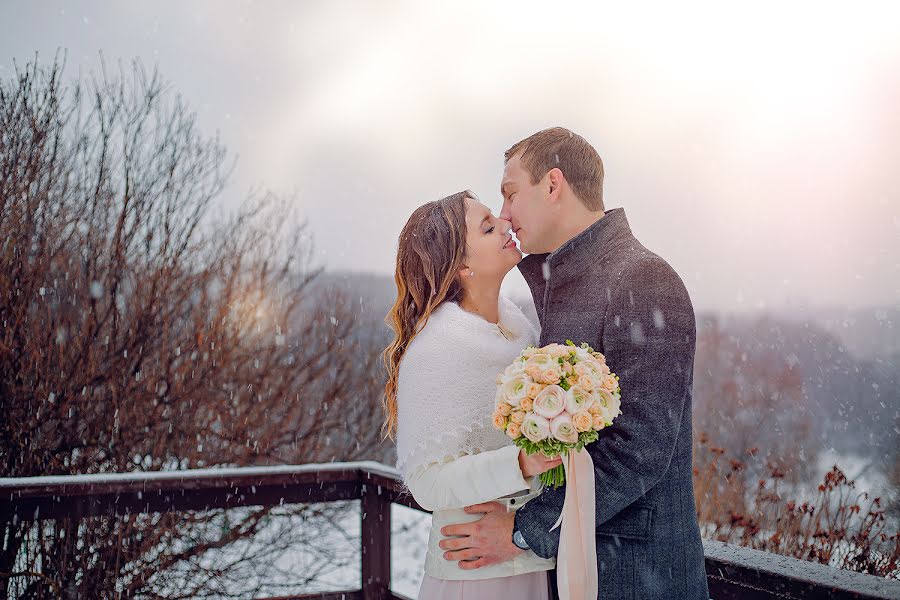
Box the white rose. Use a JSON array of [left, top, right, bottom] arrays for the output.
[[593, 389, 619, 423], [525, 352, 556, 372], [502, 359, 526, 382], [532, 384, 567, 419], [574, 347, 593, 363], [501, 375, 529, 407], [550, 413, 579, 444], [522, 413, 551, 442]]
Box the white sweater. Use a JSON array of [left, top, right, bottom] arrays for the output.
[[397, 296, 557, 580]]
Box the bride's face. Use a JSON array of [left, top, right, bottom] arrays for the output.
[[460, 196, 521, 281]]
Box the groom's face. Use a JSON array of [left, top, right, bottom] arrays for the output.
[[499, 153, 551, 255]]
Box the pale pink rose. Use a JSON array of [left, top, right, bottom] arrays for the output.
[[550, 413, 578, 443], [492, 412, 508, 430], [522, 413, 551, 442], [562, 361, 574, 375], [599, 362, 611, 376], [533, 385, 567, 419], [496, 402, 513, 416], [510, 409, 526, 424], [506, 422, 522, 439], [572, 411, 593, 432], [520, 397, 534, 412], [566, 385, 591, 414]]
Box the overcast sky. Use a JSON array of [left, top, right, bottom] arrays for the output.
[[2, 1, 898, 312]]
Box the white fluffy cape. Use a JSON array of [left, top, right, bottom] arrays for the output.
[[395, 295, 539, 481]]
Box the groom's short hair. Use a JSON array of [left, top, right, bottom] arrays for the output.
[[505, 127, 605, 211]]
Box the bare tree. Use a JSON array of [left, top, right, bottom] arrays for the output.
[[1, 53, 389, 599]]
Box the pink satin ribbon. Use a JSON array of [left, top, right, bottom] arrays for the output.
[[549, 448, 598, 600]]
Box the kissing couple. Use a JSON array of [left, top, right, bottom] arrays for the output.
[[382, 127, 709, 600]]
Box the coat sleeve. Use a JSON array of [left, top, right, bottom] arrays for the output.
[[405, 444, 532, 512], [513, 256, 697, 558]]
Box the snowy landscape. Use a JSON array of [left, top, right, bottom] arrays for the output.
[[2, 2, 899, 598]]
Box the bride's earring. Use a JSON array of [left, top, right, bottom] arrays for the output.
[[469, 270, 475, 277]]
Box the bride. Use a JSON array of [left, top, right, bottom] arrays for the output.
[[381, 190, 562, 599]]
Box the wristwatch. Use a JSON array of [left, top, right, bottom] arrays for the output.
[[512, 527, 530, 550]]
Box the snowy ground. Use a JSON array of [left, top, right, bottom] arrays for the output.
[[142, 499, 431, 598]]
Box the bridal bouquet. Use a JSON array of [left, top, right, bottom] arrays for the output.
[[492, 340, 621, 489]]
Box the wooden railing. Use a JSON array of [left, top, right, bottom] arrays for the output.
[[2, 462, 898, 600]]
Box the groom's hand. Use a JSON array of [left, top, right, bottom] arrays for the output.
[[438, 501, 524, 570]]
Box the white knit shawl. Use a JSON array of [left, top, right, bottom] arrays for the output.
[[395, 295, 539, 482]]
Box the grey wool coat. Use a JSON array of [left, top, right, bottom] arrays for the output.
[[513, 207, 709, 600]]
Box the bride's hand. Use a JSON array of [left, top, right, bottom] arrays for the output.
[[517, 448, 563, 478]]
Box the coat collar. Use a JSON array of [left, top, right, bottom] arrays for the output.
[[517, 207, 633, 290]]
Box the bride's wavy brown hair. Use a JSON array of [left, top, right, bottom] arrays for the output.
[[381, 190, 474, 442]]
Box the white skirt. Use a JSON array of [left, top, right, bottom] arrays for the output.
[[417, 569, 552, 600]]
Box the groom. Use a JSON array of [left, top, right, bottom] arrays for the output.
[[437, 127, 709, 599]]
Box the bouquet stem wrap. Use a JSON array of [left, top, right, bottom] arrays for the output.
[[549, 447, 598, 600]]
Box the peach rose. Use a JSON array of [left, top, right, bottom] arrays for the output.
[[506, 422, 522, 439], [510, 409, 526, 424], [601, 374, 618, 392], [492, 412, 508, 429], [526, 383, 543, 399], [572, 411, 593, 432], [496, 402, 513, 416], [592, 413, 605, 430], [578, 373, 597, 391], [545, 343, 569, 358], [519, 397, 534, 412], [541, 369, 562, 385]]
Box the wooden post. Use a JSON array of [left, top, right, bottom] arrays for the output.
[[360, 476, 391, 600]]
